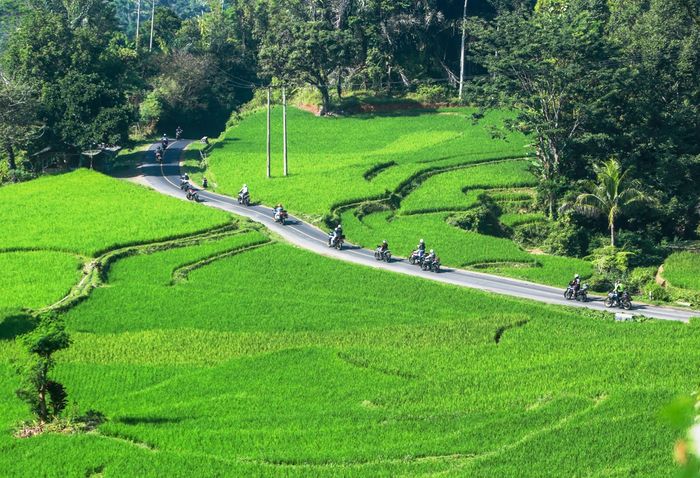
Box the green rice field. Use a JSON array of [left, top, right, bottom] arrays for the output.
[[0, 171, 698, 476], [663, 251, 700, 291]]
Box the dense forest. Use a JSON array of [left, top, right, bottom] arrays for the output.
[[0, 0, 699, 263]]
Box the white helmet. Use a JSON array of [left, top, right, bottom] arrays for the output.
[[243, 184, 247, 188], [420, 239, 425, 244], [382, 240, 387, 244], [575, 274, 580, 279], [430, 249, 434, 254]]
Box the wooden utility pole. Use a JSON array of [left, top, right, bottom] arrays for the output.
[[282, 87, 288, 176], [135, 0, 141, 50], [458, 0, 469, 101], [149, 0, 155, 52], [266, 88, 271, 178]]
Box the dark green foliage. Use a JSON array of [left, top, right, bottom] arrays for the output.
[[3, 3, 133, 155], [448, 193, 505, 236], [542, 220, 589, 257], [15, 313, 71, 422]]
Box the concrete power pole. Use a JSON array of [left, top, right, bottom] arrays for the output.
[[149, 0, 155, 52], [458, 0, 469, 102], [266, 88, 271, 178], [282, 87, 288, 176], [135, 0, 141, 50]]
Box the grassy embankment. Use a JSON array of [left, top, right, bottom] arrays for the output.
[[197, 107, 592, 286], [663, 252, 700, 291]]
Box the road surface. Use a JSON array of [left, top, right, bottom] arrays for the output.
[[136, 140, 699, 323]]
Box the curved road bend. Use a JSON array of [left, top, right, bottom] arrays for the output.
[[137, 141, 698, 323]]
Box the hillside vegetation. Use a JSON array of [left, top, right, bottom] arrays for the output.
[[198, 107, 592, 286]]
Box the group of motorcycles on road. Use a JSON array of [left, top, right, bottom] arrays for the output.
[[167, 136, 636, 306], [564, 276, 632, 310]]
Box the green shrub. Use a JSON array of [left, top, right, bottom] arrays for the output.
[[447, 194, 505, 236], [512, 221, 551, 248], [407, 84, 451, 104], [588, 245, 634, 280], [627, 266, 658, 294], [644, 283, 671, 302], [543, 221, 589, 257], [139, 90, 163, 133]]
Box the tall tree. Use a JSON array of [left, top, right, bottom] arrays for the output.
[[3, 2, 133, 153], [258, 2, 358, 114], [573, 158, 644, 247], [472, 0, 620, 218], [0, 71, 42, 171]]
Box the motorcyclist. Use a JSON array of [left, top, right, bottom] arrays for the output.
[[274, 203, 286, 221], [239, 184, 249, 201], [379, 240, 389, 252], [329, 224, 343, 246], [569, 274, 581, 294], [175, 126, 183, 140], [161, 134, 168, 148], [424, 249, 436, 265], [416, 239, 426, 258], [612, 280, 625, 301]]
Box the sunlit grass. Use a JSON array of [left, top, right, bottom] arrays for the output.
[[1, 234, 698, 476], [0, 169, 231, 255], [663, 251, 700, 290]]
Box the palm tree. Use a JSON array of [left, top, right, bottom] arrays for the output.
[[574, 158, 644, 247]]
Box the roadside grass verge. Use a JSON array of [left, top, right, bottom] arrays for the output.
[[340, 210, 592, 286]]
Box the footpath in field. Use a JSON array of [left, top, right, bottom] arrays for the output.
[[3, 165, 700, 477], [142, 140, 698, 323]]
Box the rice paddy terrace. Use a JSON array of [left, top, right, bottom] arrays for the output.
[[1, 169, 699, 476]]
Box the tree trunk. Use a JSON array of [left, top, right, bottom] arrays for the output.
[[38, 361, 49, 422], [610, 221, 615, 247], [336, 72, 343, 100], [458, 0, 469, 101], [318, 84, 331, 116], [5, 144, 16, 170]]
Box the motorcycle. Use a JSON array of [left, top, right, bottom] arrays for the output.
[[175, 129, 182, 140], [374, 247, 392, 262], [273, 209, 288, 225], [179, 179, 189, 190], [155, 150, 162, 163], [162, 138, 169, 149], [605, 291, 632, 310], [408, 250, 425, 266], [328, 232, 345, 250], [564, 283, 589, 302], [421, 257, 441, 272], [186, 188, 200, 202], [237, 192, 250, 207]]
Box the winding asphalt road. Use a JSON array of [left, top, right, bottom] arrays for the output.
[[137, 140, 699, 323]]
